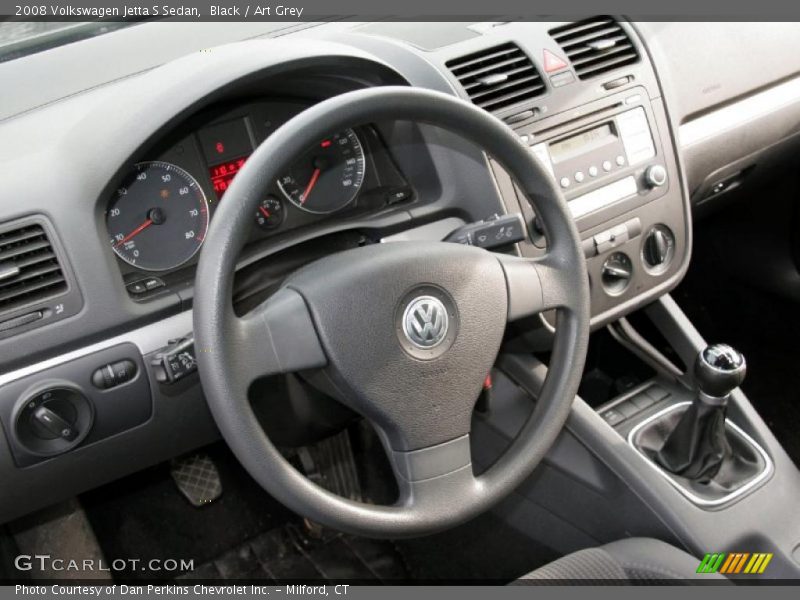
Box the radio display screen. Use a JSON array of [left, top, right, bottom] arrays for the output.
[[549, 123, 616, 163]]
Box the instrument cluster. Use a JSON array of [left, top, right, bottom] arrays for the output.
[[105, 99, 410, 278]]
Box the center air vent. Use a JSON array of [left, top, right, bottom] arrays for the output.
[[446, 43, 545, 115], [0, 224, 68, 315], [550, 16, 639, 80]]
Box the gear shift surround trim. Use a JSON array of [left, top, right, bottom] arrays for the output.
[[628, 401, 773, 508]]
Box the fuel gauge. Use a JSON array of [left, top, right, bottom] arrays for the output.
[[255, 196, 284, 231]]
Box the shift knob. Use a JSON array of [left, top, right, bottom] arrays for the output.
[[694, 344, 746, 400]]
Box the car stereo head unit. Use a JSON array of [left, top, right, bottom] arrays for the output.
[[525, 91, 666, 222]]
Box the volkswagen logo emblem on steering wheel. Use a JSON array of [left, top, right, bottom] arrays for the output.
[[402, 296, 449, 349]]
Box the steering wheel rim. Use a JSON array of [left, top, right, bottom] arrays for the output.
[[194, 86, 590, 538]]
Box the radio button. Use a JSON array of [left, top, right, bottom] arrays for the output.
[[644, 164, 668, 188], [602, 161, 612, 172], [616, 155, 626, 166], [589, 166, 598, 177], [560, 177, 571, 188], [574, 171, 585, 183]]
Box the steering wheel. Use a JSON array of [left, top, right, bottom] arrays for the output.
[[194, 87, 590, 538]]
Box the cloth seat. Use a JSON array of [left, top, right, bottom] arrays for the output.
[[515, 537, 728, 583]]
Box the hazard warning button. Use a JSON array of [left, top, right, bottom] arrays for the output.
[[543, 49, 568, 73]]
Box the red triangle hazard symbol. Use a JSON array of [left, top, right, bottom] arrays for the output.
[[543, 49, 568, 73]]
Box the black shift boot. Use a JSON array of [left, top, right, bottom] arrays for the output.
[[654, 344, 746, 482]]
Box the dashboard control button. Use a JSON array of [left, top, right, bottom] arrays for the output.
[[644, 385, 670, 402], [616, 400, 639, 419], [111, 360, 137, 385], [92, 365, 115, 389], [630, 393, 656, 410], [602, 160, 612, 172], [549, 71, 576, 88], [385, 186, 413, 205], [126, 281, 147, 295], [92, 360, 137, 389], [616, 155, 626, 166], [588, 166, 598, 177], [574, 171, 585, 183], [644, 164, 668, 188], [601, 408, 625, 426], [144, 277, 164, 291], [560, 177, 571, 188], [127, 277, 164, 296]]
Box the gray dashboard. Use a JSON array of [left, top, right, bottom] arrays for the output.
[[0, 19, 799, 524]]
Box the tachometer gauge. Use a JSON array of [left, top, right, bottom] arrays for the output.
[[107, 161, 209, 271], [277, 129, 366, 214]]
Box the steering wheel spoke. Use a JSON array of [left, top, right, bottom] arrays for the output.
[[498, 253, 578, 321], [386, 434, 479, 508], [235, 287, 327, 385]]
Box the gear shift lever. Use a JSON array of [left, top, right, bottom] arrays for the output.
[[694, 344, 747, 400], [654, 344, 746, 481]]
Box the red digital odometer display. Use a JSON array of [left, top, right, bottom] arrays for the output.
[[208, 155, 249, 198]]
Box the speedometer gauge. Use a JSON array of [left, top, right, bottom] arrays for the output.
[[107, 161, 209, 271], [277, 129, 365, 214]]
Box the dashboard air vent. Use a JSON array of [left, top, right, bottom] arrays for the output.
[[446, 43, 545, 114], [0, 224, 67, 315], [550, 16, 639, 80]]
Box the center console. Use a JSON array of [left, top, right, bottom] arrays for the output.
[[506, 90, 685, 327]]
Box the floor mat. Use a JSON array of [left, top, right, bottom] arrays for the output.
[[674, 231, 800, 466], [178, 523, 406, 582], [81, 443, 295, 580], [81, 438, 552, 583]]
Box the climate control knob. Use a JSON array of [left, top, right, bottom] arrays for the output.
[[642, 225, 675, 273], [644, 164, 668, 188], [601, 252, 633, 295]]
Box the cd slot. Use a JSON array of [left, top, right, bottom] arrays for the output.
[[569, 176, 638, 219]]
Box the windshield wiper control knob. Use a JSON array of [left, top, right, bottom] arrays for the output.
[[695, 343, 746, 401], [654, 344, 746, 481]]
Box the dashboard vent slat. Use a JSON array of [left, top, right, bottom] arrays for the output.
[[550, 16, 639, 80], [0, 224, 67, 315], [446, 42, 546, 115]]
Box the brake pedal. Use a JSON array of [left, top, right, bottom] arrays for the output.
[[170, 454, 223, 507]]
